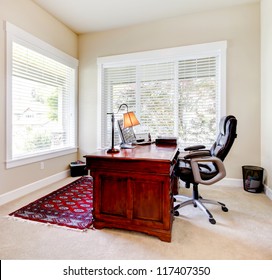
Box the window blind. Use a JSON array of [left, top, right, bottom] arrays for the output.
[[103, 66, 137, 146], [140, 62, 176, 137], [6, 22, 78, 167], [99, 42, 226, 149], [178, 57, 218, 146]]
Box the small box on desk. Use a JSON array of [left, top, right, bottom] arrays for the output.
[[155, 136, 178, 145], [70, 161, 88, 177]]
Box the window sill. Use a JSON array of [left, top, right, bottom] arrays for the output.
[[6, 148, 78, 169]]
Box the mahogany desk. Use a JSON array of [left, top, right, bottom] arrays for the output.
[[84, 144, 179, 242]]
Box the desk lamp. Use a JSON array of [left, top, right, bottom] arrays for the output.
[[107, 103, 140, 154]]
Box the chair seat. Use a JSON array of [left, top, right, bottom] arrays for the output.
[[175, 159, 219, 183]]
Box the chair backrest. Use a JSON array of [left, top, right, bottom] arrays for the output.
[[210, 115, 237, 161]]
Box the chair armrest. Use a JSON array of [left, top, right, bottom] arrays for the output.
[[184, 150, 211, 159], [184, 145, 206, 151], [190, 156, 226, 185]]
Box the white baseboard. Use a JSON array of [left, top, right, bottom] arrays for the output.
[[183, 177, 272, 201], [217, 177, 243, 187], [214, 178, 272, 200], [0, 170, 69, 206], [264, 184, 272, 200]]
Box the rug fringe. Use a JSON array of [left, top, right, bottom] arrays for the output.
[[5, 215, 94, 232]]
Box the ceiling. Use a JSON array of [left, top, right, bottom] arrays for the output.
[[33, 0, 259, 34]]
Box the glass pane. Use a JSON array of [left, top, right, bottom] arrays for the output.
[[178, 76, 217, 147], [11, 42, 76, 159], [12, 77, 68, 158]]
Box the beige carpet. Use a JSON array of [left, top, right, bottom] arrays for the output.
[[0, 177, 272, 260]]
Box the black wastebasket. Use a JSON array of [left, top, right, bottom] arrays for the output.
[[70, 161, 88, 177], [242, 165, 264, 193]]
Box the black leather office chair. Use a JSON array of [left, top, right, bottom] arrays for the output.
[[174, 115, 237, 224]]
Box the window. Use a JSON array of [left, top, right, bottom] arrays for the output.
[[98, 41, 226, 149], [6, 22, 78, 168]]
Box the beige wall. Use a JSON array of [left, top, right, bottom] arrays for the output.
[[0, 0, 78, 195], [261, 0, 272, 193], [79, 3, 260, 180]]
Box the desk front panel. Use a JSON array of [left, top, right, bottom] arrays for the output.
[[94, 172, 171, 226]]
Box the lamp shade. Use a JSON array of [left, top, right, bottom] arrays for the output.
[[123, 111, 140, 128]]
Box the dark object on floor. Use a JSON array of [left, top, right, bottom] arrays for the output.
[[242, 165, 264, 193], [70, 161, 88, 177]]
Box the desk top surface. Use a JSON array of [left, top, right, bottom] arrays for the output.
[[84, 143, 179, 162]]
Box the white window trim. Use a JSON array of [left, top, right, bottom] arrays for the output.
[[5, 22, 78, 169], [97, 41, 227, 149]]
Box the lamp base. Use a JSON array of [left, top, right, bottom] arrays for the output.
[[107, 148, 120, 154]]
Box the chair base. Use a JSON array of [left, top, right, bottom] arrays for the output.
[[173, 195, 228, 224]]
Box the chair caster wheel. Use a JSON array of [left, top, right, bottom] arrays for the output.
[[174, 210, 180, 216], [209, 218, 216, 224], [222, 206, 228, 212]]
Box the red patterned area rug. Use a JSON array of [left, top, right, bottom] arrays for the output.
[[9, 176, 93, 231]]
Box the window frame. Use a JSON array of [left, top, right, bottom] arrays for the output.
[[5, 22, 78, 168], [98, 41, 227, 149]]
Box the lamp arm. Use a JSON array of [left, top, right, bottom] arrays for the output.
[[116, 103, 128, 114], [106, 103, 138, 153], [107, 103, 128, 150]]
